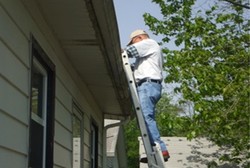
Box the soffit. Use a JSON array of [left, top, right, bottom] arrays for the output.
[[36, 0, 132, 119]]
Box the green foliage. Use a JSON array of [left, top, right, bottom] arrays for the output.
[[144, 0, 250, 166], [156, 93, 191, 137], [124, 118, 140, 168]]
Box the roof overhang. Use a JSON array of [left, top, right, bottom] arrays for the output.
[[36, 0, 132, 119]]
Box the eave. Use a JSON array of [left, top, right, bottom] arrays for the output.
[[36, 0, 132, 119]]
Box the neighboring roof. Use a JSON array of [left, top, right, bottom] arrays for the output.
[[139, 137, 240, 168], [35, 0, 132, 119]]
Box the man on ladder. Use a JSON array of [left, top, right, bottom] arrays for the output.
[[124, 29, 170, 163]]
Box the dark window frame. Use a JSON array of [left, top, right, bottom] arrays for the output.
[[90, 119, 99, 168], [28, 36, 55, 168]]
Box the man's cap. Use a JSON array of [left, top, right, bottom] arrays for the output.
[[127, 29, 148, 45]]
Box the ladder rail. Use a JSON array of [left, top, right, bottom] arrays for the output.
[[122, 51, 165, 168]]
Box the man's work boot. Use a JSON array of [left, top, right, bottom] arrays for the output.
[[139, 153, 148, 163], [139, 150, 170, 163], [162, 150, 170, 162]]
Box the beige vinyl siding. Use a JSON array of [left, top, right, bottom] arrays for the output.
[[0, 111, 28, 163], [0, 80, 28, 167], [0, 147, 27, 168], [55, 100, 72, 130], [0, 100, 28, 154], [55, 79, 73, 113], [0, 2, 30, 167], [54, 143, 72, 168], [54, 79, 72, 167], [0, 76, 29, 124], [0, 40, 29, 95], [0, 4, 29, 66], [55, 122, 72, 151]]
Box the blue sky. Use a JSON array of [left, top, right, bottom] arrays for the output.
[[113, 0, 163, 48]]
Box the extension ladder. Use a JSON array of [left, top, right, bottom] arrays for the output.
[[121, 51, 166, 168]]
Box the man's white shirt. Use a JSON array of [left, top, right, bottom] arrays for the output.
[[126, 38, 163, 82]]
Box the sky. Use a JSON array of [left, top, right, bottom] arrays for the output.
[[113, 0, 164, 48]]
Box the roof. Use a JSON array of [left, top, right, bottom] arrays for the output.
[[139, 137, 240, 168], [36, 0, 132, 119]]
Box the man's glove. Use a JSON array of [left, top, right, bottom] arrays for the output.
[[130, 64, 135, 71]]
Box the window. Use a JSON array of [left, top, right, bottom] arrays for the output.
[[31, 58, 47, 124], [72, 104, 83, 168], [29, 37, 55, 168], [90, 122, 98, 168]]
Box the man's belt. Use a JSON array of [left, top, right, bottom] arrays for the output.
[[137, 78, 161, 87]]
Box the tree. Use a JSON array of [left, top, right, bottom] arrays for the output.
[[156, 93, 191, 137], [124, 118, 140, 168], [143, 0, 250, 166]]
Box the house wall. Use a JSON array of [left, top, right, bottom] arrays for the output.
[[0, 0, 104, 167]]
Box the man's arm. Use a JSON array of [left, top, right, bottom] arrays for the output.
[[126, 45, 140, 58]]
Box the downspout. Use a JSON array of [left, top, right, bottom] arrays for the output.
[[103, 117, 130, 168]]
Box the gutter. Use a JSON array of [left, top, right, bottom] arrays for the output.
[[103, 117, 130, 167]]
